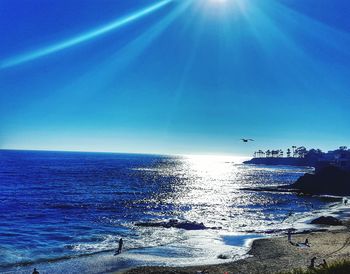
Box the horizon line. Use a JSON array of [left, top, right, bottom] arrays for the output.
[[0, 147, 249, 159]]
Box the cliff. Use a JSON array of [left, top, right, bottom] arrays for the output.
[[288, 166, 350, 195]]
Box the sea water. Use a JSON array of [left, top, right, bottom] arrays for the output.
[[0, 150, 332, 273]]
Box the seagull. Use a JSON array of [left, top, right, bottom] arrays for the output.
[[241, 138, 254, 143]]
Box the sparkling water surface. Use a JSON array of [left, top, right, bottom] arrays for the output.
[[0, 150, 329, 273]]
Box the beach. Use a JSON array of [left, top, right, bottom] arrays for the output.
[[119, 206, 350, 274], [120, 223, 350, 274]]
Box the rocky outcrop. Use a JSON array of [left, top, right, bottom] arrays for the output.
[[241, 186, 296, 193], [288, 166, 350, 195], [217, 254, 230, 259], [135, 219, 221, 230], [311, 216, 343, 226], [241, 166, 350, 197], [243, 157, 310, 166]]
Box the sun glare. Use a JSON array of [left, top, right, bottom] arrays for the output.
[[210, 0, 228, 3], [195, 0, 248, 18]]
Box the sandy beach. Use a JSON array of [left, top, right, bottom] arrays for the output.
[[119, 221, 350, 274]]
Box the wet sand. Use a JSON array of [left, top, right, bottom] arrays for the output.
[[118, 225, 350, 274]]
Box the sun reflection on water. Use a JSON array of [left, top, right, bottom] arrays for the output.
[[141, 154, 314, 234]]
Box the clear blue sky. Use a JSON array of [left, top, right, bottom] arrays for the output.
[[1, 0, 349, 156]]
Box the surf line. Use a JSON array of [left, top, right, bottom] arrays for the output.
[[1, 0, 173, 69]]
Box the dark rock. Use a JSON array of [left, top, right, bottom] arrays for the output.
[[175, 222, 206, 230], [241, 186, 296, 193], [288, 166, 350, 195], [217, 254, 230, 259], [135, 220, 219, 230], [311, 216, 343, 226]]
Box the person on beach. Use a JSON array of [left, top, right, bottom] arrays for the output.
[[287, 229, 292, 242], [318, 259, 328, 268], [304, 238, 310, 247], [32, 268, 39, 274], [116, 238, 123, 254], [309, 257, 317, 269]]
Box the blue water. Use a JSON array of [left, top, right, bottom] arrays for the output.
[[0, 150, 331, 273]]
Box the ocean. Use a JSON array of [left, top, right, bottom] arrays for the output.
[[0, 150, 334, 273]]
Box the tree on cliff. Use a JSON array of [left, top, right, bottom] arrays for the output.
[[304, 148, 324, 166], [265, 150, 271, 158], [295, 146, 308, 158], [278, 150, 284, 157], [271, 150, 280, 158], [286, 148, 291, 157]]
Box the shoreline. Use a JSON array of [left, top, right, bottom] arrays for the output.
[[3, 198, 348, 274], [117, 206, 350, 274], [118, 228, 350, 274]]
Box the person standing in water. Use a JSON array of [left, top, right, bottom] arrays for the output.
[[32, 268, 39, 274], [115, 238, 123, 254]]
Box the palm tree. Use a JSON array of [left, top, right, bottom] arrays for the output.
[[279, 150, 284, 158], [292, 146, 297, 157], [286, 148, 291, 158], [295, 146, 307, 158], [266, 150, 271, 158]]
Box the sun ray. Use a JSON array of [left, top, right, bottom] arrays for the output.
[[0, 0, 174, 69], [30, 0, 191, 110]]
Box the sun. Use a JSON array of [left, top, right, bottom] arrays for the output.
[[210, 0, 228, 3], [197, 0, 248, 16]]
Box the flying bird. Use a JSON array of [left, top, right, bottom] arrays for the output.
[[241, 138, 254, 143]]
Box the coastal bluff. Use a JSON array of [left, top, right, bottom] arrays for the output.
[[289, 166, 350, 195], [241, 165, 350, 196]]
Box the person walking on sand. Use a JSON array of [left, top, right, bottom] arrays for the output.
[[32, 268, 39, 274]]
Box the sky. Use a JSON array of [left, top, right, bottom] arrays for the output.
[[1, 0, 350, 156]]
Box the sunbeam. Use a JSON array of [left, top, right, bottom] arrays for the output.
[[37, 0, 191, 106], [0, 0, 173, 69]]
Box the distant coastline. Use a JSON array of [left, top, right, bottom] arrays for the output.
[[243, 157, 311, 167], [244, 146, 350, 173]]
